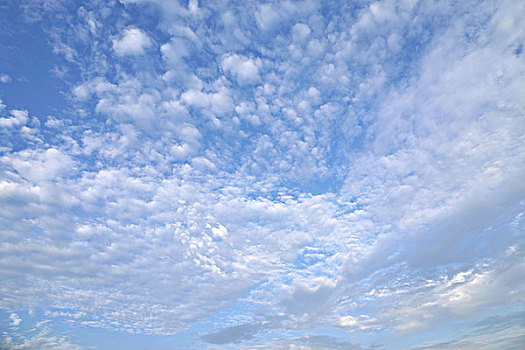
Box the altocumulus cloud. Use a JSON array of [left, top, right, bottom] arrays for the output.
[[0, 0, 524, 349]]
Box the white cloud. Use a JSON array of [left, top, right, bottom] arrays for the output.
[[245, 334, 363, 349], [0, 74, 11, 83], [72, 77, 116, 101], [339, 314, 378, 330], [409, 315, 525, 350], [3, 148, 75, 183], [112, 27, 152, 56], [307, 39, 325, 57], [221, 54, 261, 86], [188, 0, 198, 13], [9, 313, 21, 327], [0, 109, 28, 128], [191, 156, 216, 171], [1, 0, 524, 348], [1, 319, 83, 350], [211, 89, 234, 116], [291, 22, 311, 42], [385, 258, 525, 335], [254, 4, 281, 31], [160, 37, 189, 66]]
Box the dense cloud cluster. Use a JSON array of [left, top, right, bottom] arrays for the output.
[[1, 0, 524, 349]]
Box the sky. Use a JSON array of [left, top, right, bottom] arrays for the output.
[[0, 0, 524, 349]]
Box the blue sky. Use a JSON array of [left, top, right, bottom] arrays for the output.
[[0, 0, 524, 349]]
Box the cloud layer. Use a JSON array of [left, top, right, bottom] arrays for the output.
[[1, 0, 524, 349]]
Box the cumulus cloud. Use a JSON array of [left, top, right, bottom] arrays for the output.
[[291, 22, 311, 42], [4, 148, 75, 182], [221, 54, 261, 86], [255, 4, 281, 31], [0, 109, 28, 128], [112, 27, 152, 56]]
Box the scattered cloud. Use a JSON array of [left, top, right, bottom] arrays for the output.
[[1, 317, 83, 350]]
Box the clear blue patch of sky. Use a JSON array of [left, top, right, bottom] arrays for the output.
[[0, 2, 69, 118]]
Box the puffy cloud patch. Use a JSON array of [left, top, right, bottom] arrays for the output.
[[254, 4, 282, 32], [112, 27, 152, 56], [0, 110, 28, 128], [291, 22, 311, 42], [0, 74, 12, 84], [221, 54, 261, 86]]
